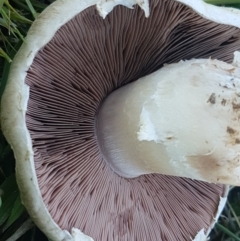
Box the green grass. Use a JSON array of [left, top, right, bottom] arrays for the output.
[[205, 0, 240, 8], [0, 1, 240, 241]]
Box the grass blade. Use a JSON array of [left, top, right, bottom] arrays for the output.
[[0, 40, 22, 98], [205, 0, 240, 4], [0, 47, 11, 62], [0, 174, 18, 226], [5, 218, 34, 241], [25, 0, 38, 19], [3, 194, 25, 231], [0, 0, 4, 10], [216, 223, 240, 241]]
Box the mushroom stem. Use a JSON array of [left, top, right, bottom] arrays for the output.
[[97, 53, 240, 185]]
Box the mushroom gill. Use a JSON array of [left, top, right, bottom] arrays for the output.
[[24, 0, 240, 240]]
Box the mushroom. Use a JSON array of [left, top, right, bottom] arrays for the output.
[[1, 0, 240, 241]]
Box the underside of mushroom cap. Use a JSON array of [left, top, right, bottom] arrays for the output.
[[1, 0, 240, 240]]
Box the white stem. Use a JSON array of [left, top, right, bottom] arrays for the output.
[[97, 53, 240, 185]]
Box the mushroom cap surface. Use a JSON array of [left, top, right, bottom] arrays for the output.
[[2, 0, 240, 240]]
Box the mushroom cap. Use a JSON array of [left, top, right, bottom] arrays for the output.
[[1, 0, 240, 240]]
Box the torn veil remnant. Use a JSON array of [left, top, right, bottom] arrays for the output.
[[1, 0, 240, 240]]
